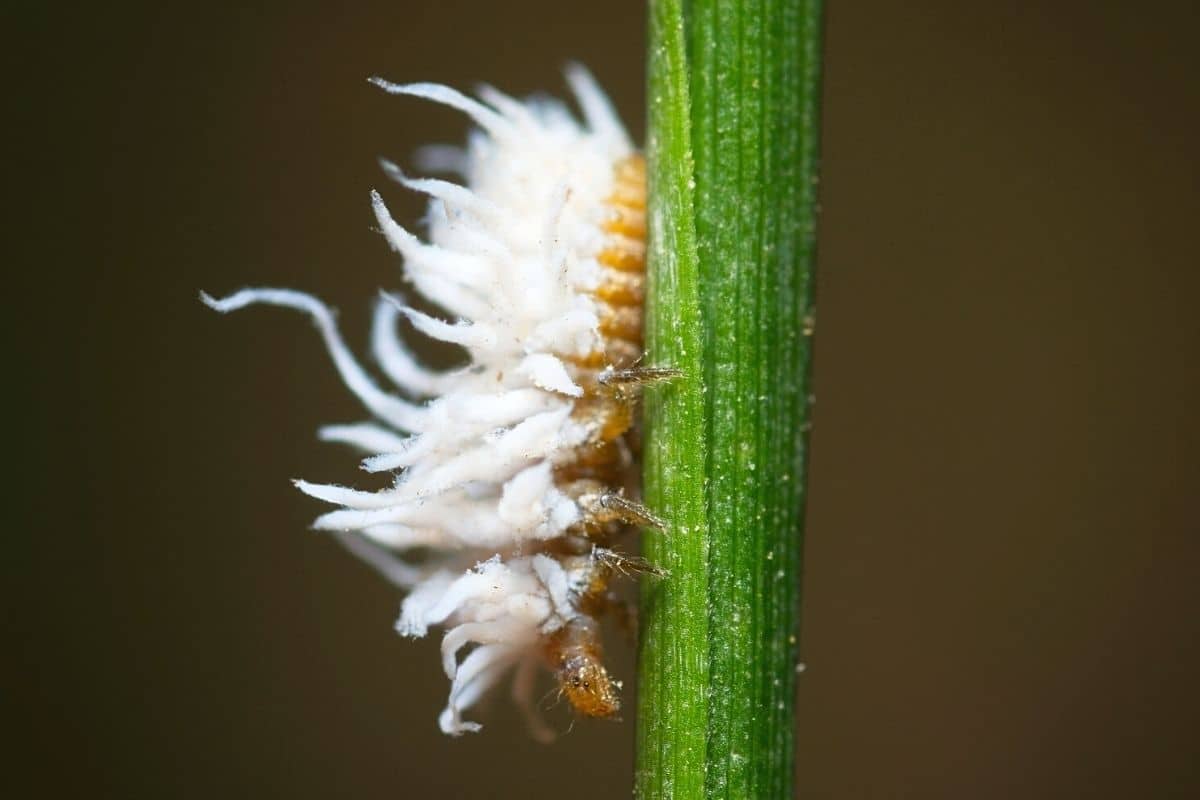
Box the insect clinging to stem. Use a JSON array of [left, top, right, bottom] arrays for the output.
[[203, 64, 676, 735]]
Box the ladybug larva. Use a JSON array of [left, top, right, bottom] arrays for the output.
[[204, 65, 672, 737]]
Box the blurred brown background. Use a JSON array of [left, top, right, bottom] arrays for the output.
[[10, 0, 1199, 797]]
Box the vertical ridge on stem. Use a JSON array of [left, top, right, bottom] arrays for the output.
[[636, 1, 710, 798]]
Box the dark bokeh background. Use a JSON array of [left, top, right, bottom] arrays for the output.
[[11, 1, 1199, 797]]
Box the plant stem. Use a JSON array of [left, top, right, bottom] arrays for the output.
[[690, 1, 823, 797], [691, 3, 820, 796], [637, 0, 822, 797], [636, 1, 709, 798]]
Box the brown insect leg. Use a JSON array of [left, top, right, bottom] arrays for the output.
[[598, 366, 684, 387]]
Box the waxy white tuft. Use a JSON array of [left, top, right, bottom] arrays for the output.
[[205, 66, 636, 735]]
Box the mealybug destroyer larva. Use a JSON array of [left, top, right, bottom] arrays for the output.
[[204, 65, 672, 737]]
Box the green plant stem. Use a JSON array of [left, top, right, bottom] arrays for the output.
[[690, 0, 823, 796], [635, 1, 709, 798], [637, 0, 822, 798]]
